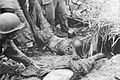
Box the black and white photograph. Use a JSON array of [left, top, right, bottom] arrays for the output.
[[0, 0, 120, 80]]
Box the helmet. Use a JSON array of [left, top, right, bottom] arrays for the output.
[[0, 13, 24, 34]]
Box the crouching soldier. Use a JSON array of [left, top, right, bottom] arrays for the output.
[[0, 13, 40, 77], [0, 0, 36, 54]]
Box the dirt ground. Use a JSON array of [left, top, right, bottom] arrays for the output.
[[26, 54, 120, 80], [81, 54, 120, 80]]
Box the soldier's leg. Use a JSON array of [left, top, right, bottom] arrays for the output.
[[34, 0, 54, 41], [56, 0, 69, 33], [15, 1, 35, 50], [44, 1, 55, 32]]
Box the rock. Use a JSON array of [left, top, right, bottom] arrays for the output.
[[43, 69, 74, 80]]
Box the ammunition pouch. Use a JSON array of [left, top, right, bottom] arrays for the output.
[[12, 29, 34, 52]]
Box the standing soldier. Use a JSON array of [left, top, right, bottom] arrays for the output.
[[38, 0, 74, 37]]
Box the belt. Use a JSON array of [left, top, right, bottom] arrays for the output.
[[0, 8, 15, 14]]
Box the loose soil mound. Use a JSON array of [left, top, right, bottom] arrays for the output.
[[81, 54, 120, 80]]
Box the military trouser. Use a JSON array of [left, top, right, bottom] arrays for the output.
[[41, 0, 69, 32], [15, 2, 35, 50]]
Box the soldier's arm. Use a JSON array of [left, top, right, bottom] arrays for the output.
[[20, 0, 54, 46], [3, 40, 33, 67]]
